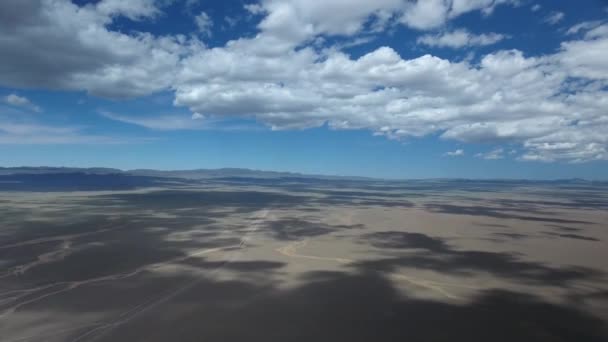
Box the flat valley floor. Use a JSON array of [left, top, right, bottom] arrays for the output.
[[1, 178, 608, 341]]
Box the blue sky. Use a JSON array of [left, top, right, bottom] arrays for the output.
[[1, 0, 608, 179]]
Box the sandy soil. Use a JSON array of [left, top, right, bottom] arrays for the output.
[[1, 180, 607, 341]]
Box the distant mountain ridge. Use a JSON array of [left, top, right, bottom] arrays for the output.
[[0, 167, 123, 175], [0, 167, 605, 183], [0, 166, 373, 181]]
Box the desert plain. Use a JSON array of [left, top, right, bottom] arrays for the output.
[[1, 174, 607, 341]]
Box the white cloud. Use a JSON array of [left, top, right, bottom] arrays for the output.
[[444, 149, 465, 157], [584, 24, 608, 40], [417, 29, 507, 48], [245, 0, 516, 47], [95, 0, 160, 20], [543, 11, 565, 25], [0, 116, 139, 145], [195, 11, 213, 36], [100, 111, 206, 130], [400, 0, 516, 30], [0, 0, 515, 99], [566, 21, 604, 35], [332, 36, 377, 50], [558, 24, 608, 79], [475, 148, 504, 160], [400, 0, 449, 30], [0, 122, 76, 136], [531, 4, 541, 12], [0, 0, 202, 98], [1, 0, 607, 163], [100, 110, 263, 132], [244, 3, 265, 15], [173, 29, 608, 163], [3, 94, 41, 112]]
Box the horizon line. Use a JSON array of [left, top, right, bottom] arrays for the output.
[[1, 165, 606, 182]]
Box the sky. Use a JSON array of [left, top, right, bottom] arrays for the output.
[[1, 0, 608, 179]]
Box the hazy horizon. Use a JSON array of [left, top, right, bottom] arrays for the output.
[[2, 164, 608, 181]]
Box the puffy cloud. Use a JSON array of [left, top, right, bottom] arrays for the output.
[[2, 1, 607, 163], [417, 29, 507, 48], [400, 0, 515, 30], [444, 149, 465, 157], [399, 0, 449, 30], [531, 4, 541, 12], [247, 0, 516, 46], [0, 0, 201, 98], [558, 23, 608, 79], [0, 0, 514, 99], [3, 94, 40, 112], [450, 0, 512, 17], [261, 0, 402, 37], [173, 27, 608, 162]]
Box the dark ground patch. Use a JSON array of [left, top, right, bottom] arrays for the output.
[[358, 231, 605, 286], [425, 203, 594, 225], [68, 271, 608, 342]]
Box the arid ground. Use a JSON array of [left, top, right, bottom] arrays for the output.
[[1, 176, 607, 341]]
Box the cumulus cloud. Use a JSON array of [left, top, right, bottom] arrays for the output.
[[0, 0, 515, 99], [174, 31, 608, 162], [558, 23, 608, 79], [3, 94, 40, 112], [244, 0, 516, 46], [531, 4, 541, 12], [400, 0, 516, 30], [444, 149, 465, 157], [1, 1, 607, 163], [0, 0, 202, 98], [475, 148, 504, 160], [417, 29, 507, 48]]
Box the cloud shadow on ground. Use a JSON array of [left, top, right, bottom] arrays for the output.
[[358, 231, 605, 286]]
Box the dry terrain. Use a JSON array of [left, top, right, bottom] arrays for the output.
[[1, 176, 607, 341]]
